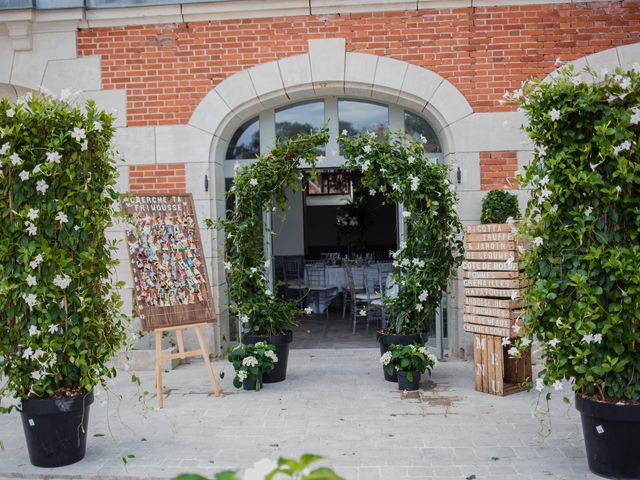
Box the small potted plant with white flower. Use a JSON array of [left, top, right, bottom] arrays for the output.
[[0, 92, 130, 467], [512, 65, 640, 479], [380, 343, 437, 391], [228, 341, 278, 391]]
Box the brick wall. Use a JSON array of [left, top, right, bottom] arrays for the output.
[[129, 164, 186, 194], [479, 151, 518, 190], [77, 2, 638, 126]]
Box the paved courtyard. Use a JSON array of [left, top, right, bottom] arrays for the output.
[[0, 349, 598, 480]]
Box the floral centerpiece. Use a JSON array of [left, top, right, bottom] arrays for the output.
[[228, 341, 278, 391], [509, 65, 640, 478], [0, 92, 130, 466], [380, 343, 437, 390]]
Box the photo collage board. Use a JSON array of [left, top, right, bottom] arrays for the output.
[[122, 194, 216, 331]]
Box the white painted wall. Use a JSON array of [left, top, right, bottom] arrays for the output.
[[272, 190, 305, 256]]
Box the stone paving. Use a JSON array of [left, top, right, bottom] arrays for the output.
[[0, 349, 599, 480]]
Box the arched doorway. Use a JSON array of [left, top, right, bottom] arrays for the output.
[[189, 38, 474, 357]]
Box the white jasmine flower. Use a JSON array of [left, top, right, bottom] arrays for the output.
[[556, 318, 563, 327], [520, 338, 531, 347], [29, 254, 43, 269], [505, 256, 515, 268], [93, 121, 103, 132], [363, 144, 372, 154], [46, 151, 62, 164], [48, 324, 59, 334], [36, 180, 48, 195], [415, 303, 424, 312], [26, 222, 37, 236], [402, 211, 411, 218], [31, 371, 44, 380], [28, 325, 40, 336], [501, 337, 511, 347], [418, 289, 429, 302], [26, 275, 37, 287], [554, 57, 563, 66], [536, 144, 547, 158], [73, 225, 80, 231], [236, 370, 247, 382], [0, 142, 9, 155], [419, 135, 427, 144], [10, 152, 22, 166], [265, 289, 273, 297], [22, 347, 34, 359], [224, 261, 232, 271], [358, 309, 367, 316], [23, 294, 37, 311], [71, 127, 86, 142], [53, 274, 72, 289], [548, 338, 560, 348], [369, 189, 376, 196], [409, 175, 420, 191], [582, 333, 594, 344], [361, 160, 371, 171], [26, 208, 39, 221], [33, 348, 44, 359], [392, 183, 400, 191], [341, 129, 348, 136], [380, 351, 392, 366], [59, 88, 72, 101], [552, 380, 564, 391], [507, 346, 519, 357], [18, 170, 29, 181], [613, 141, 632, 156], [630, 107, 640, 125], [511, 324, 521, 334], [585, 206, 593, 217], [549, 109, 561, 121], [592, 333, 603, 344], [535, 377, 545, 392], [55, 212, 69, 224], [539, 174, 550, 186], [6, 108, 15, 118], [80, 140, 89, 152], [407, 155, 415, 164], [239, 313, 249, 324], [620, 76, 631, 90], [303, 306, 313, 315], [249, 178, 258, 186], [242, 356, 258, 367], [510, 290, 519, 301], [533, 236, 543, 247]]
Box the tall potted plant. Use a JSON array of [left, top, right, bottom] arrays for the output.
[[511, 66, 640, 478], [338, 131, 463, 381], [208, 129, 330, 383], [0, 92, 130, 467]]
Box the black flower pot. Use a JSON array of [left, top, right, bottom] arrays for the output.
[[377, 332, 427, 382], [397, 371, 421, 391], [242, 331, 292, 383], [20, 391, 94, 468], [575, 394, 640, 479], [243, 373, 264, 391]]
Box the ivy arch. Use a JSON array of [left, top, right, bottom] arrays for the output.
[[210, 127, 463, 337]]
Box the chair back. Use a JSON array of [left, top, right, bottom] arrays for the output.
[[363, 267, 380, 299], [377, 262, 393, 293], [283, 256, 303, 283], [305, 263, 327, 287]]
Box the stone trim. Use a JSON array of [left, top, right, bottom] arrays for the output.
[[545, 44, 640, 83]]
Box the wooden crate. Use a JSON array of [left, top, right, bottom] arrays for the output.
[[472, 333, 532, 396]]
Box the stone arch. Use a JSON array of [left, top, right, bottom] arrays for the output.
[[545, 42, 640, 83], [188, 38, 473, 165]]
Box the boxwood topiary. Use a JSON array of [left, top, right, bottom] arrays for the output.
[[480, 189, 521, 224]]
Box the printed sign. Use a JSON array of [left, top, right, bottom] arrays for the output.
[[122, 194, 216, 331]]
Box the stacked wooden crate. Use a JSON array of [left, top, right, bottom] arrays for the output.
[[463, 223, 532, 396]]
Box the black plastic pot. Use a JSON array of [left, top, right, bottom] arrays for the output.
[[397, 371, 421, 391], [243, 373, 264, 391], [377, 332, 426, 382], [20, 391, 94, 468], [575, 394, 640, 479], [242, 331, 292, 383]]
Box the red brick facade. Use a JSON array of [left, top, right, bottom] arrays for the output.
[[479, 151, 518, 190], [77, 3, 638, 127], [129, 164, 187, 194]]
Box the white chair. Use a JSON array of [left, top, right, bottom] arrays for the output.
[[305, 263, 338, 318], [348, 265, 382, 334]]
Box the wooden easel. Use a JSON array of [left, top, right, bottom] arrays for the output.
[[154, 322, 222, 408]]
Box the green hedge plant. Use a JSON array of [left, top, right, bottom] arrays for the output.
[[511, 65, 640, 402], [0, 92, 129, 410], [338, 131, 463, 335], [480, 189, 520, 224]]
